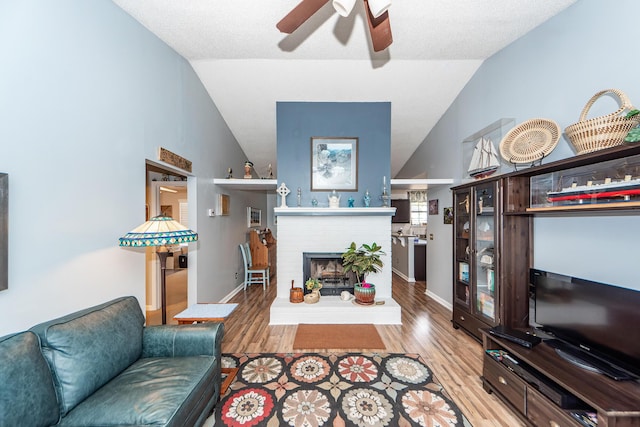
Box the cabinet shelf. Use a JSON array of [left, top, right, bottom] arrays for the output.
[[526, 201, 640, 213]]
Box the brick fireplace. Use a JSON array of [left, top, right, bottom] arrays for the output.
[[270, 207, 401, 325]]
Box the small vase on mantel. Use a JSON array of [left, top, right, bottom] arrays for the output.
[[328, 190, 340, 208], [354, 283, 376, 305]]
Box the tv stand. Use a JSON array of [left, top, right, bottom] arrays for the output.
[[545, 339, 633, 381], [481, 329, 640, 427]]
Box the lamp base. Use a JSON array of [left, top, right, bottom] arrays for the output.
[[156, 250, 169, 324]]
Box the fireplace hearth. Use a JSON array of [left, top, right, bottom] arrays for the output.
[[303, 252, 357, 296]]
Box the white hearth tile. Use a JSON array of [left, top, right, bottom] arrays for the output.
[[269, 296, 402, 325]]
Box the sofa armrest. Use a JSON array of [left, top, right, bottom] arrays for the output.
[[142, 322, 224, 358]]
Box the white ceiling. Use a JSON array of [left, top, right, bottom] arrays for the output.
[[112, 0, 577, 177]]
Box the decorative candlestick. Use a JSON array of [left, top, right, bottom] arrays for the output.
[[380, 176, 390, 207]]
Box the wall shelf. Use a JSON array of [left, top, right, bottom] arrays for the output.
[[213, 178, 454, 192], [390, 178, 454, 190], [213, 178, 277, 191]]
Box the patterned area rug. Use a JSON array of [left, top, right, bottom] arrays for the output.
[[215, 352, 471, 426]]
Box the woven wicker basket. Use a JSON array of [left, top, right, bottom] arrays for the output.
[[565, 89, 640, 154], [499, 118, 561, 164]]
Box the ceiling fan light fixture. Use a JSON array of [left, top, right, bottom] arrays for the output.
[[332, 0, 356, 17], [367, 0, 391, 19]]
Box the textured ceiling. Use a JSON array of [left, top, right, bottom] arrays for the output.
[[112, 0, 577, 177]]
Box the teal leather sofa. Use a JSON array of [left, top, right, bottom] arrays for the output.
[[0, 296, 224, 427]]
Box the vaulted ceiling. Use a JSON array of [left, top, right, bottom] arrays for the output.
[[112, 0, 577, 177]]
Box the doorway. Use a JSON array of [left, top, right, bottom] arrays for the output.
[[145, 164, 189, 325]]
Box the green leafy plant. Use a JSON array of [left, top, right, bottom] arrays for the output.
[[341, 242, 385, 285], [305, 277, 322, 291], [624, 110, 640, 143]]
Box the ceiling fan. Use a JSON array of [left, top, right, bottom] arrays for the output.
[[277, 0, 393, 52]]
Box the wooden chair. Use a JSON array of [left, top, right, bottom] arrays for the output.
[[239, 243, 270, 290]]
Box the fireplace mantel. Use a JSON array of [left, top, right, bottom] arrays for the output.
[[274, 207, 396, 217]]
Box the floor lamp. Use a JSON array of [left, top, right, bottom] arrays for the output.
[[119, 215, 198, 324]]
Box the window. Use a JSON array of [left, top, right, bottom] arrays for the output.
[[410, 201, 428, 225], [409, 191, 428, 226]]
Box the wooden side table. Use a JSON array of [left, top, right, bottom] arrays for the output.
[[173, 303, 239, 394]]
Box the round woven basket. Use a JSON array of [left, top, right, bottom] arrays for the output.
[[499, 118, 561, 164], [564, 89, 640, 154]]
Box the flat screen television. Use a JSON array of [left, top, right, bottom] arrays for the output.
[[530, 268, 640, 380]]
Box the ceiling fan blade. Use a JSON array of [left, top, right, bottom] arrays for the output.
[[277, 0, 331, 34], [364, 0, 392, 52]]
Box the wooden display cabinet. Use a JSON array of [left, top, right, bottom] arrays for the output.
[[249, 229, 276, 279], [470, 144, 640, 426], [452, 176, 530, 340]]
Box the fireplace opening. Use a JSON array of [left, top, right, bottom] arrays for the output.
[[302, 252, 357, 296]]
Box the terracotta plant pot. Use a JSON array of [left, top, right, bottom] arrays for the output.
[[354, 283, 376, 305]]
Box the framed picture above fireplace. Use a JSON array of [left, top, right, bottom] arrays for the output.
[[311, 137, 358, 191]]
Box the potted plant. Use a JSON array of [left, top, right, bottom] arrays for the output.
[[625, 110, 640, 143], [304, 277, 322, 304], [341, 242, 385, 305], [305, 278, 322, 293]]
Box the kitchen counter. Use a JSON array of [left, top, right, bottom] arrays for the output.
[[391, 234, 427, 282]]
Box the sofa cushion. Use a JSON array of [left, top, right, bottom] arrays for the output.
[[0, 331, 60, 427], [30, 296, 145, 417], [58, 356, 219, 427]]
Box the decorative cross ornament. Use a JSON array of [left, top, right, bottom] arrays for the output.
[[277, 182, 291, 207]]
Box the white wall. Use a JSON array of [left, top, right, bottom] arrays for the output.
[[0, 0, 265, 335], [397, 0, 640, 303]]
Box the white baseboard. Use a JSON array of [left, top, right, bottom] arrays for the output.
[[425, 289, 452, 311], [219, 283, 245, 303], [392, 269, 415, 283]]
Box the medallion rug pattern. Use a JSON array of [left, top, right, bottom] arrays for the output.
[[216, 352, 469, 427]]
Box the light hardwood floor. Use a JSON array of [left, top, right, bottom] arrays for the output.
[[221, 274, 524, 427]]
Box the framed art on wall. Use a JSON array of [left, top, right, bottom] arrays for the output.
[[247, 207, 262, 228], [216, 194, 230, 216], [428, 199, 439, 215], [443, 207, 453, 224], [311, 137, 358, 191]]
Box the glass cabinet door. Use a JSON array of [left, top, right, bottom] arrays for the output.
[[473, 182, 497, 322], [454, 189, 471, 308]]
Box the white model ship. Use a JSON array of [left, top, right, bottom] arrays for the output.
[[547, 175, 640, 202], [468, 137, 500, 179]]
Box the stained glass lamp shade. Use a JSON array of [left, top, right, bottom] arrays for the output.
[[119, 215, 198, 324]]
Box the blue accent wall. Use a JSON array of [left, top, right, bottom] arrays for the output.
[[277, 102, 391, 207]]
